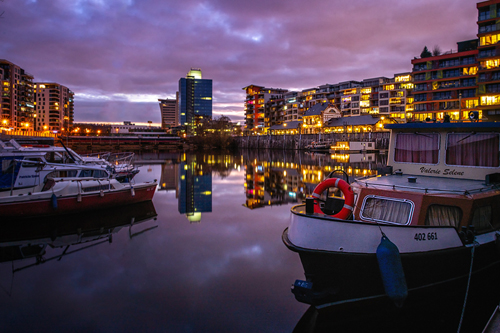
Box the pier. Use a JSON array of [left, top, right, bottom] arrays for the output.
[[59, 136, 184, 152]]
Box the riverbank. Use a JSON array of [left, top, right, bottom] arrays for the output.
[[235, 132, 389, 150]]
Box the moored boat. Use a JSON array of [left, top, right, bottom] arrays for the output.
[[305, 141, 332, 152], [0, 159, 157, 219], [283, 121, 500, 310], [1, 139, 139, 182]]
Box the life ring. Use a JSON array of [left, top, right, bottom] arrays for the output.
[[311, 177, 354, 219]]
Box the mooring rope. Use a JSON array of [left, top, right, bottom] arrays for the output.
[[457, 239, 477, 333]]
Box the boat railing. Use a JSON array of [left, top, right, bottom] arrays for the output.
[[14, 159, 111, 171], [353, 179, 500, 195], [108, 152, 135, 167], [83, 152, 112, 160]]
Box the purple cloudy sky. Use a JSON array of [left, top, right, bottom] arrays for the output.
[[1, 0, 478, 124]]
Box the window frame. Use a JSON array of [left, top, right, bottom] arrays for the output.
[[360, 195, 415, 225]]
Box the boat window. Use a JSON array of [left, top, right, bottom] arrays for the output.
[[394, 133, 439, 164], [1, 158, 15, 174], [472, 206, 492, 233], [425, 205, 462, 228], [45, 152, 63, 163], [79, 170, 93, 178], [46, 170, 78, 178], [93, 170, 108, 178], [360, 195, 414, 225], [446, 133, 499, 167]]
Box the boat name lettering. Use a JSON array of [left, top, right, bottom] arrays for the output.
[[419, 167, 464, 176], [18, 175, 40, 178], [419, 167, 440, 175], [414, 232, 438, 241], [443, 169, 464, 176]]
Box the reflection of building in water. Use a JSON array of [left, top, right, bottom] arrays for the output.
[[178, 155, 212, 222], [159, 161, 179, 194], [243, 151, 387, 209], [244, 161, 304, 209]]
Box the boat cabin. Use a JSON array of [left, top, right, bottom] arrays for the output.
[[351, 122, 500, 236]]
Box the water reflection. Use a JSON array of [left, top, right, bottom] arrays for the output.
[[144, 150, 386, 212], [0, 201, 157, 276], [242, 150, 386, 210]]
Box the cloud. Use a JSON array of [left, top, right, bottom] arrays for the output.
[[0, 0, 479, 124]]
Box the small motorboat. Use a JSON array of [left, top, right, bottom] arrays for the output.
[[1, 139, 139, 182], [0, 155, 156, 219]]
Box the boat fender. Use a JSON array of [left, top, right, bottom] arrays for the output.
[[495, 233, 500, 256], [131, 186, 135, 197], [100, 189, 104, 197], [376, 235, 408, 308], [311, 178, 354, 219], [51, 193, 58, 210]]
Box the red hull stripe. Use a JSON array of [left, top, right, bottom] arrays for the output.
[[0, 185, 157, 218]]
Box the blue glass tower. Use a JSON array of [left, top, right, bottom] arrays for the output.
[[178, 155, 212, 223], [178, 68, 212, 134]]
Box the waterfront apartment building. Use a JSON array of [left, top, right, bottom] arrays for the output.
[[379, 73, 414, 122], [410, 40, 479, 122], [158, 94, 178, 129], [243, 84, 287, 135], [477, 0, 500, 121], [0, 60, 35, 131], [34, 83, 74, 132], [179, 68, 212, 134]]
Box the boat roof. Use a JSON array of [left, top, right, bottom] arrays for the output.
[[355, 174, 497, 195]]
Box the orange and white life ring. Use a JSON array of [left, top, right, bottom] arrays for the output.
[[311, 177, 354, 219]]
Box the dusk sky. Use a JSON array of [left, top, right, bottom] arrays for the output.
[[1, 0, 478, 125]]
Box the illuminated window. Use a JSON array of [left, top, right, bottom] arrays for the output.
[[395, 75, 411, 83], [480, 33, 500, 46], [384, 84, 395, 91], [463, 67, 478, 75], [466, 100, 478, 109], [481, 95, 500, 106], [482, 60, 500, 69]]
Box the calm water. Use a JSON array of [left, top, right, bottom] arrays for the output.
[[0, 150, 496, 332]]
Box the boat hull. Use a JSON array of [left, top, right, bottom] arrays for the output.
[[283, 209, 500, 310], [0, 183, 156, 219]]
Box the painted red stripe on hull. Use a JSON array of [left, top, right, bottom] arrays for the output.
[[0, 185, 156, 218]]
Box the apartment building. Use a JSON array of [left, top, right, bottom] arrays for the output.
[[34, 83, 74, 132], [410, 40, 479, 122], [243, 85, 287, 135], [158, 95, 178, 129], [379, 73, 414, 122], [477, 0, 500, 121], [0, 60, 35, 130]]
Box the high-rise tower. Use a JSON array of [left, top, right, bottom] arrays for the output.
[[178, 68, 212, 134]]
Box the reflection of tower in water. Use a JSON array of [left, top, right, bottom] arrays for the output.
[[178, 155, 212, 223]]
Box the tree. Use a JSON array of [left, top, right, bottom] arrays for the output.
[[432, 45, 442, 57], [420, 46, 432, 58]]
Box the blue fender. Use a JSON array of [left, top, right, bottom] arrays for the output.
[[51, 193, 58, 210], [376, 235, 408, 307]]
